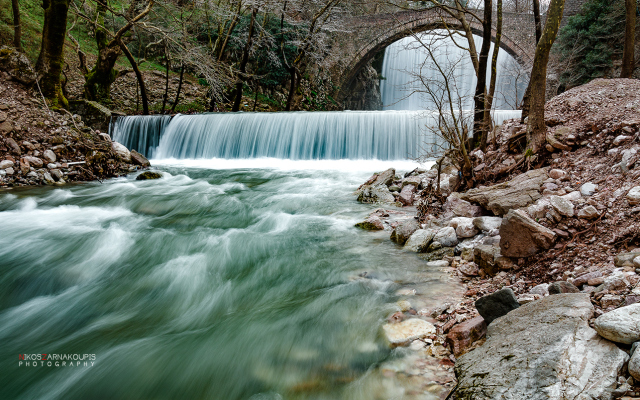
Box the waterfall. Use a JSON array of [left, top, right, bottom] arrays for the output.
[[109, 115, 172, 158], [380, 32, 528, 111], [110, 110, 520, 161]]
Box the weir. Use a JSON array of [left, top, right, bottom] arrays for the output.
[[110, 34, 524, 161]]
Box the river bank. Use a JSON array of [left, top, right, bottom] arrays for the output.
[[355, 79, 640, 399]]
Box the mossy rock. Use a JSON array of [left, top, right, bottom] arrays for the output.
[[136, 171, 162, 180], [418, 247, 455, 262]]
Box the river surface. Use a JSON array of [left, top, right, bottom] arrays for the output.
[[0, 159, 456, 400]]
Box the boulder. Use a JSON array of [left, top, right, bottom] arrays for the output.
[[473, 216, 503, 232], [398, 184, 416, 206], [136, 171, 162, 180], [548, 169, 568, 180], [22, 156, 43, 168], [130, 150, 150, 167], [433, 226, 458, 247], [530, 283, 549, 296], [403, 229, 435, 252], [445, 316, 487, 357], [449, 217, 479, 238], [548, 281, 580, 294], [453, 294, 628, 400], [594, 303, 640, 344], [363, 168, 395, 188], [112, 142, 132, 163], [627, 187, 640, 206], [473, 245, 502, 275], [390, 219, 420, 245], [43, 149, 56, 164], [630, 344, 640, 380], [573, 271, 602, 288], [549, 195, 574, 218], [0, 160, 14, 169], [98, 132, 112, 142], [577, 205, 599, 220], [382, 318, 436, 347], [355, 215, 384, 230], [499, 209, 556, 258], [0, 46, 36, 85], [615, 252, 640, 268], [443, 196, 483, 218], [475, 288, 520, 324], [5, 137, 20, 155], [459, 168, 548, 215], [580, 182, 598, 196], [357, 185, 395, 204]]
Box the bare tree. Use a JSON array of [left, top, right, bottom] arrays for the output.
[[11, 0, 22, 52], [526, 0, 564, 153]]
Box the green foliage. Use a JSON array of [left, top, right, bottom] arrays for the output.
[[554, 0, 626, 89]]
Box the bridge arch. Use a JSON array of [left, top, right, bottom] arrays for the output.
[[339, 9, 533, 101]]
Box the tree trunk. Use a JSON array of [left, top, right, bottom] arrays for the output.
[[36, 0, 71, 108], [161, 43, 170, 114], [285, 68, 298, 111], [118, 39, 149, 115], [621, 0, 636, 78], [527, 0, 565, 153], [11, 0, 22, 52], [482, 0, 502, 151], [84, 1, 120, 101], [232, 7, 257, 112], [532, 0, 542, 44], [472, 0, 493, 148], [171, 64, 185, 113]]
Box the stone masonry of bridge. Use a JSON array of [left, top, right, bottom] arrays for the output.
[[335, 0, 587, 103]]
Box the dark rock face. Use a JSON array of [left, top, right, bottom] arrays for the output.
[[548, 281, 580, 294], [453, 294, 628, 400], [342, 64, 382, 111], [475, 288, 520, 324], [136, 171, 162, 180]]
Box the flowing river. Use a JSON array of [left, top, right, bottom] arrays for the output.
[[0, 159, 460, 400]]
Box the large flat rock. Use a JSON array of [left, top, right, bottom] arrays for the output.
[[382, 318, 436, 347], [453, 294, 628, 400], [459, 168, 548, 215], [499, 209, 556, 258]]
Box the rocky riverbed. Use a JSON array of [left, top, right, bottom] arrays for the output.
[[354, 79, 640, 399]]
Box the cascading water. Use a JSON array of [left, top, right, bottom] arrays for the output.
[[380, 31, 528, 111], [110, 115, 172, 158]]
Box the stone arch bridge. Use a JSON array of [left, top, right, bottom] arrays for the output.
[[335, 1, 585, 101]]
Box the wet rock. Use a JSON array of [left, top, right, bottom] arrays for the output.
[[433, 227, 458, 247], [43, 149, 56, 164], [112, 142, 132, 163], [499, 209, 556, 258], [549, 195, 574, 217], [390, 219, 419, 245], [475, 288, 520, 324], [355, 215, 384, 230], [580, 182, 597, 196], [382, 318, 436, 347], [449, 217, 478, 238], [419, 247, 455, 262], [362, 168, 395, 188], [426, 260, 449, 268], [627, 187, 640, 205], [398, 184, 416, 206], [22, 156, 43, 168], [459, 168, 547, 215], [446, 316, 487, 357], [136, 171, 162, 180], [403, 229, 435, 252], [577, 205, 599, 220], [42, 172, 55, 185], [548, 281, 580, 294], [5, 137, 20, 155], [443, 196, 483, 218], [548, 169, 568, 180], [594, 303, 640, 344], [453, 294, 628, 400], [357, 185, 395, 204], [0, 160, 14, 169]]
